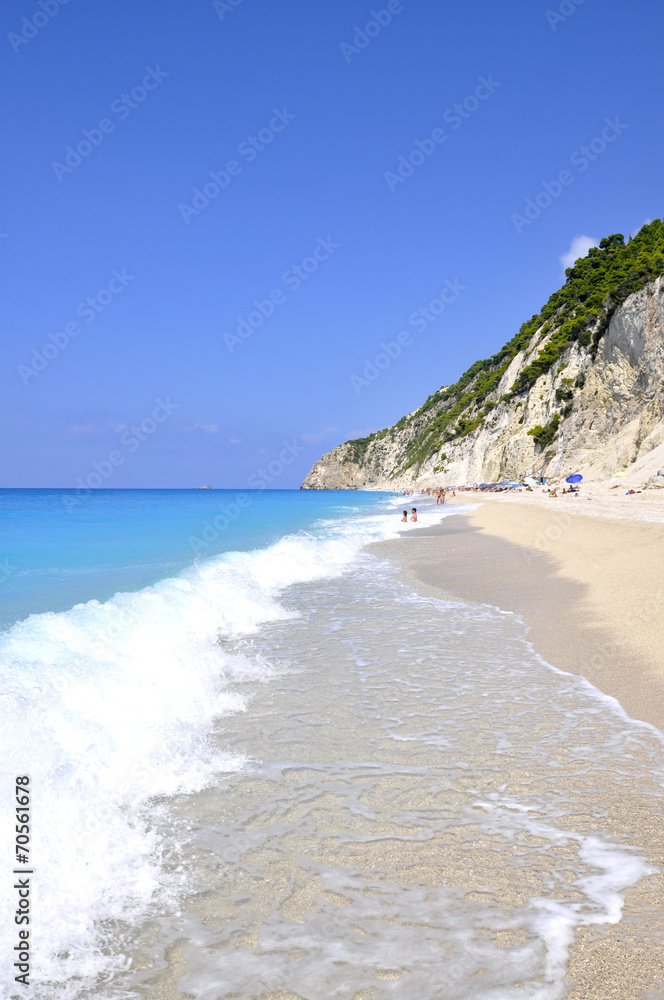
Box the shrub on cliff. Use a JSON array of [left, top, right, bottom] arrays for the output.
[[527, 414, 560, 448]]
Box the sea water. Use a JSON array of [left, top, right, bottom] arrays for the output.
[[1, 489, 663, 1000]]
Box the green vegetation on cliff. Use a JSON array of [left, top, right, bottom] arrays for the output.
[[343, 219, 664, 473], [527, 413, 560, 449]]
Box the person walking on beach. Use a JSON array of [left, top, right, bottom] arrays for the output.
[[410, 508, 418, 522]]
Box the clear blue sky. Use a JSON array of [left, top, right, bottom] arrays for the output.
[[2, 0, 662, 488]]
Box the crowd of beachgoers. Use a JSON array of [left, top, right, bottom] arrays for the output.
[[395, 478, 662, 515], [401, 481, 579, 498], [386, 466, 664, 522]]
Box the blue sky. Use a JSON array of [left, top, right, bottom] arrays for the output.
[[2, 0, 662, 488]]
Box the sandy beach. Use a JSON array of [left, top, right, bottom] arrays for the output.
[[367, 491, 664, 999], [372, 490, 664, 733]]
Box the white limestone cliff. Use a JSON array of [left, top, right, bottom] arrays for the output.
[[302, 276, 664, 490]]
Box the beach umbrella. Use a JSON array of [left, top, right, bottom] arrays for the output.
[[524, 476, 537, 487], [565, 474, 583, 483]]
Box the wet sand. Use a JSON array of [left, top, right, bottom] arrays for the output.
[[369, 495, 664, 999], [370, 494, 664, 733], [139, 562, 664, 1000]]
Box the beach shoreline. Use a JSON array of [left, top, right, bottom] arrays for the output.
[[86, 491, 664, 1000], [368, 494, 664, 997], [369, 492, 664, 733]]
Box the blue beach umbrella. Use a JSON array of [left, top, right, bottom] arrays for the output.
[[566, 474, 583, 483]]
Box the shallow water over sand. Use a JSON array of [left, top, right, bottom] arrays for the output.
[[111, 558, 664, 1000]]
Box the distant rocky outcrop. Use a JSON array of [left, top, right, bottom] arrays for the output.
[[302, 223, 664, 490]]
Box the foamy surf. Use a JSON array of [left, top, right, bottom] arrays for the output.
[[0, 496, 450, 996]]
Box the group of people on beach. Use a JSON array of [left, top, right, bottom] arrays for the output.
[[397, 480, 580, 509], [398, 485, 456, 522], [547, 486, 580, 497], [417, 487, 455, 503]]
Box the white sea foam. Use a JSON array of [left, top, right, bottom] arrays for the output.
[[0, 498, 450, 995], [179, 819, 651, 1000]]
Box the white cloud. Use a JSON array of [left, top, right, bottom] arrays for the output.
[[229, 437, 242, 446], [301, 426, 338, 444], [559, 235, 598, 272]]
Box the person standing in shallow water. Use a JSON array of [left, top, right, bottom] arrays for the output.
[[401, 510, 408, 522], [410, 508, 418, 522]]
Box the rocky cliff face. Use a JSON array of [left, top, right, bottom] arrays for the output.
[[302, 276, 664, 489]]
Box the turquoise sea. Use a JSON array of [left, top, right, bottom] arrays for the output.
[[0, 488, 393, 628]]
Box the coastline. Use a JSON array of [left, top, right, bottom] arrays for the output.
[[113, 493, 664, 999], [369, 492, 664, 733], [368, 494, 664, 997]]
